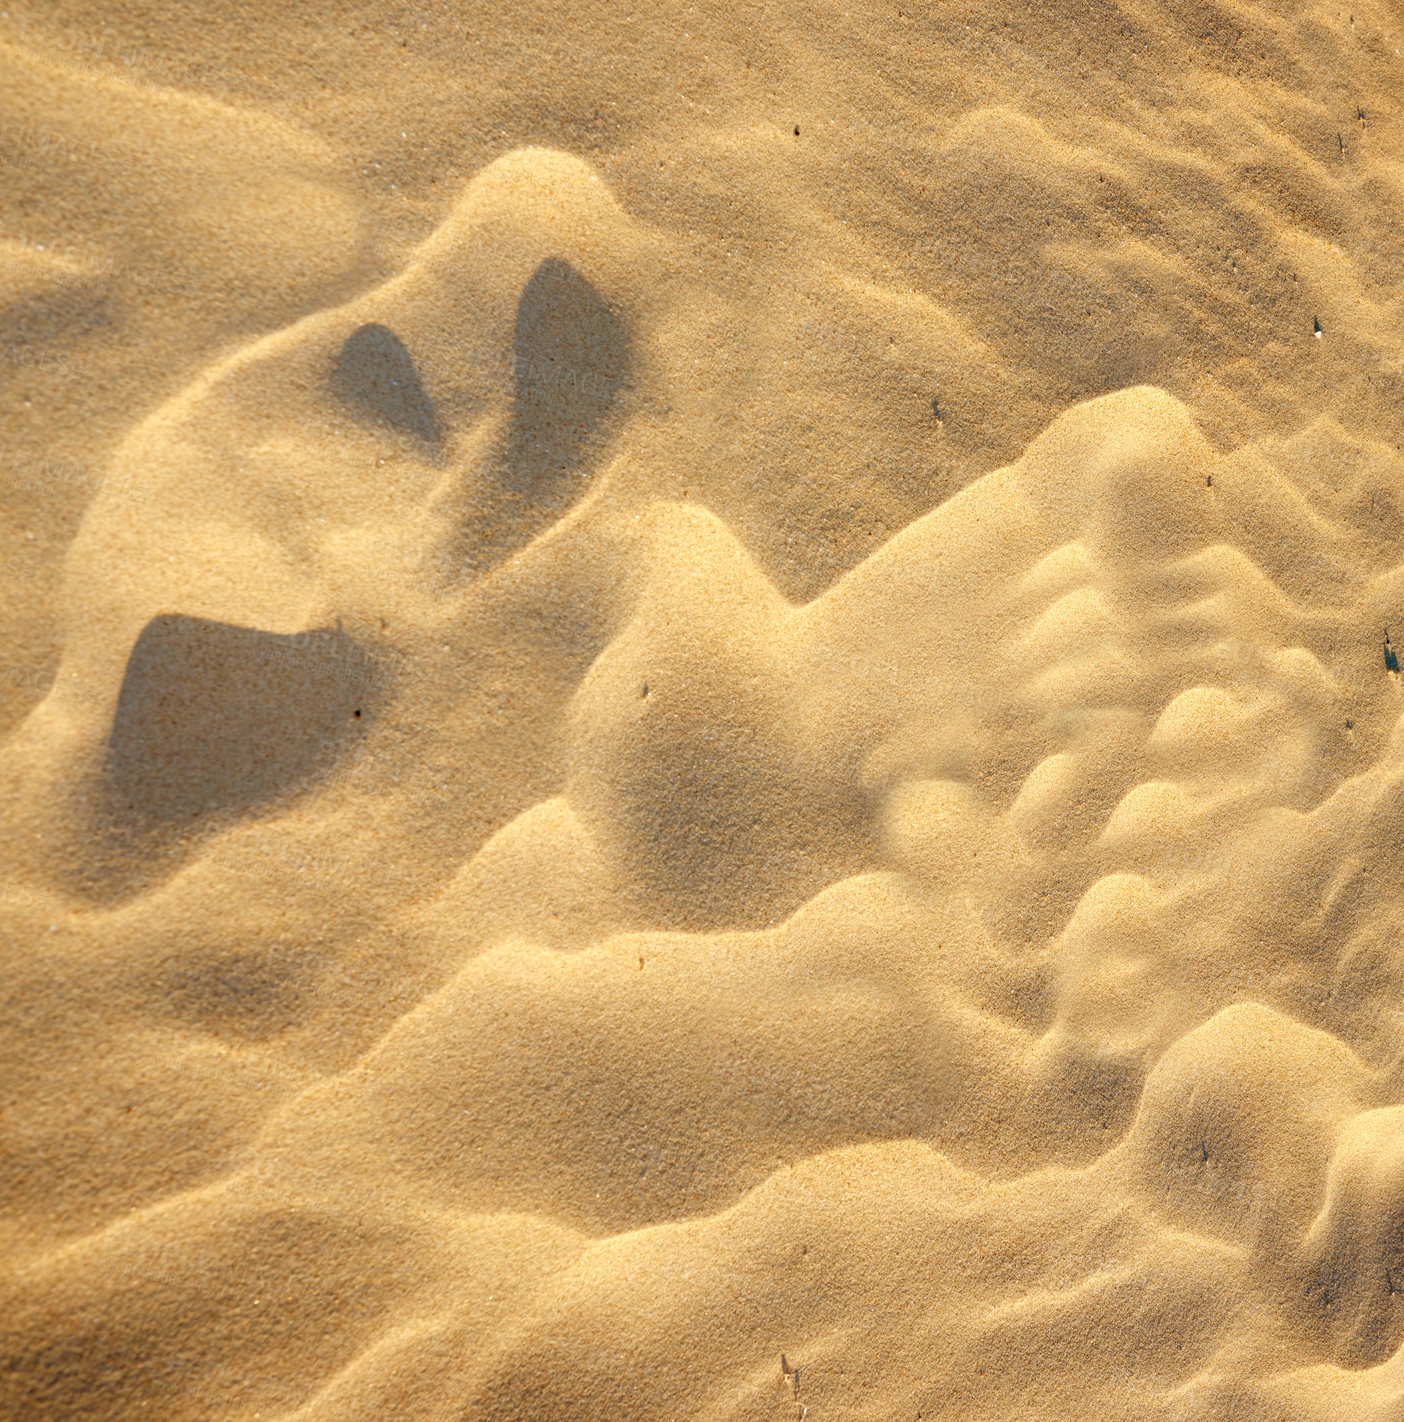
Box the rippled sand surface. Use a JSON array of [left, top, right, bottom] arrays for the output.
[[6, 3, 1404, 1418]]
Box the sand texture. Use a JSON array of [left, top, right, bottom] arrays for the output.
[[6, 2, 1404, 1418]]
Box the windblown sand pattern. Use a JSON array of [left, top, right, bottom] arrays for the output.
[[5, 3, 1404, 1419]]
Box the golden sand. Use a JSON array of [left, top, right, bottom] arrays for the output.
[[5, 3, 1404, 1417]]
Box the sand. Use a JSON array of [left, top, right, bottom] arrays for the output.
[[3, 1, 1404, 1418]]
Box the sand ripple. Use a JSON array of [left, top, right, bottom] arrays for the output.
[[6, 8, 1404, 1416]]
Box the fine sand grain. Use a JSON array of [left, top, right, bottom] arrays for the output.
[[5, 3, 1404, 1419]]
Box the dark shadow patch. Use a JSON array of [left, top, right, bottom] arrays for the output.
[[332, 322, 439, 441], [106, 615, 377, 826], [0, 268, 113, 358], [457, 258, 630, 573], [152, 944, 314, 1040], [501, 257, 628, 492]]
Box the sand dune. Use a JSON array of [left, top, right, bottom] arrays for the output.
[[6, 2, 1404, 1418]]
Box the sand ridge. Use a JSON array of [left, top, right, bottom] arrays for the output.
[[6, 2, 1404, 1418]]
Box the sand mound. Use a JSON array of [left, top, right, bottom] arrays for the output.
[[6, 3, 1404, 1418]]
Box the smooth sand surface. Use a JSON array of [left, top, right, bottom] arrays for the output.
[[5, 3, 1404, 1418]]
